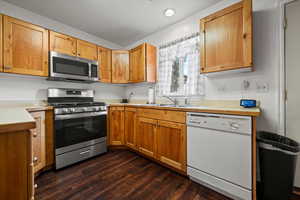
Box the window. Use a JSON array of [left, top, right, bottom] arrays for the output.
[[157, 33, 205, 97]]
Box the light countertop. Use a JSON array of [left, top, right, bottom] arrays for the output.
[[109, 103, 261, 117]]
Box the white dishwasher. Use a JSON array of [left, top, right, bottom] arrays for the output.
[[187, 112, 252, 200]]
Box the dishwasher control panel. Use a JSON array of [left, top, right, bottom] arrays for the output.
[[187, 113, 252, 135]]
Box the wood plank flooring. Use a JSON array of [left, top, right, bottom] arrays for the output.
[[35, 150, 232, 200]]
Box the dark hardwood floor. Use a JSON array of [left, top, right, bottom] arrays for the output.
[[35, 150, 232, 200]]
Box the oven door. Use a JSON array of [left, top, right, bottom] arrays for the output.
[[55, 111, 107, 155], [50, 51, 98, 81]]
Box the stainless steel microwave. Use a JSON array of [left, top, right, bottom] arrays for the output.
[[49, 51, 99, 83]]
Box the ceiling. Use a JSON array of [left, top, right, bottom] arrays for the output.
[[4, 0, 222, 47]]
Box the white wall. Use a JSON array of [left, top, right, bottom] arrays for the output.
[[125, 0, 281, 133], [0, 0, 125, 102]]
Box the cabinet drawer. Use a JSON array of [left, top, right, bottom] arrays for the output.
[[109, 106, 124, 111], [137, 108, 185, 123], [125, 107, 137, 112]]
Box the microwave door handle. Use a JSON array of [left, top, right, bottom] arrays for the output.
[[89, 63, 92, 78], [55, 111, 107, 120]]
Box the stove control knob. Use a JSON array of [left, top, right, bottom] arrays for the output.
[[70, 108, 76, 112], [63, 108, 70, 114]]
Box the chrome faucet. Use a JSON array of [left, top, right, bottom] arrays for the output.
[[163, 96, 178, 105]]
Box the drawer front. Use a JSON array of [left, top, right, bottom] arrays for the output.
[[137, 108, 185, 123], [125, 107, 137, 112], [109, 106, 125, 111]]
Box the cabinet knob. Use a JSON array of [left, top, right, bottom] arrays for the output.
[[78, 53, 81, 56], [73, 51, 76, 55], [33, 132, 38, 137], [33, 157, 38, 162], [34, 184, 38, 189]]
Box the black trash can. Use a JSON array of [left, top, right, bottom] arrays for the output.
[[257, 131, 300, 200]]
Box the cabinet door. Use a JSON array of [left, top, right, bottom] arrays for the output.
[[50, 31, 76, 56], [129, 43, 146, 82], [112, 50, 129, 83], [30, 111, 46, 174], [157, 120, 186, 172], [145, 43, 157, 83], [3, 16, 49, 76], [77, 39, 98, 61], [200, 0, 252, 73], [0, 15, 3, 72], [109, 107, 125, 145], [137, 117, 157, 158], [125, 108, 137, 149], [98, 46, 112, 83]]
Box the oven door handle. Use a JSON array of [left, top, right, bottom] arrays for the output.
[[55, 111, 107, 120]]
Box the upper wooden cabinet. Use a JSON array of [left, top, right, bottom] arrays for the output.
[[109, 106, 125, 145], [98, 46, 112, 83], [50, 31, 76, 56], [200, 0, 252, 73], [129, 43, 157, 83], [157, 120, 186, 172], [3, 16, 49, 76], [30, 111, 46, 174], [112, 50, 129, 83], [0, 15, 3, 72], [77, 39, 98, 61]]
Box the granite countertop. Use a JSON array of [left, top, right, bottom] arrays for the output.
[[108, 103, 261, 117]]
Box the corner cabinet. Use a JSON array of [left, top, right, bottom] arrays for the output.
[[109, 106, 125, 145], [129, 43, 157, 83], [200, 0, 253, 73], [3, 16, 49, 76], [50, 31, 77, 56], [111, 50, 129, 83], [98, 46, 112, 83]]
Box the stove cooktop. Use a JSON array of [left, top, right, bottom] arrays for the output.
[[49, 102, 106, 108]]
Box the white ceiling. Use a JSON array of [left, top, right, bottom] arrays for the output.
[[4, 0, 222, 47]]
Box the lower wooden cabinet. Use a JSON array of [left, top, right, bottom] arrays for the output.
[[156, 120, 186, 172], [124, 107, 137, 149], [137, 117, 157, 158], [109, 106, 125, 145], [109, 106, 187, 173], [30, 111, 46, 173]]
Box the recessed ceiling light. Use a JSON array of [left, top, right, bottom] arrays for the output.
[[164, 8, 176, 17]]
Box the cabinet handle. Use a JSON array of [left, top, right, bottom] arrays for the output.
[[4, 66, 12, 70], [33, 157, 38, 162]]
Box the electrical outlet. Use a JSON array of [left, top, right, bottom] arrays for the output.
[[256, 82, 269, 93]]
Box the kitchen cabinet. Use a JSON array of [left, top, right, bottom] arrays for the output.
[[109, 106, 125, 145], [0, 129, 35, 200], [0, 15, 3, 72], [77, 39, 98, 61], [98, 46, 112, 83], [137, 117, 157, 158], [200, 0, 252, 73], [30, 111, 46, 174], [129, 43, 157, 83], [3, 16, 49, 76], [112, 50, 129, 83], [157, 120, 186, 172], [50, 31, 77, 56], [124, 107, 137, 149]]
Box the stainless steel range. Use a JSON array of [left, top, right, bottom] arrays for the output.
[[48, 88, 107, 169]]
